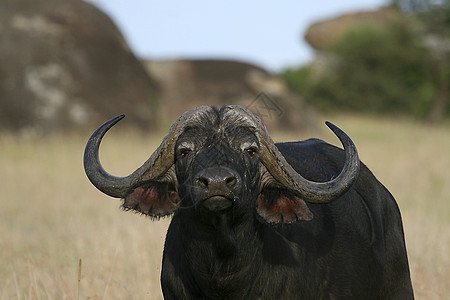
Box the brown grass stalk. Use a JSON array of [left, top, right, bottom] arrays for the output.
[[0, 115, 448, 299]]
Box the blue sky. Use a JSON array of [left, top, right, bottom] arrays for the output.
[[88, 0, 388, 72]]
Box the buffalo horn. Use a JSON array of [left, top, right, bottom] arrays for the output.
[[83, 107, 212, 198], [226, 105, 360, 203]]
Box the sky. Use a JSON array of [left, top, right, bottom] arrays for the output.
[[87, 0, 389, 72]]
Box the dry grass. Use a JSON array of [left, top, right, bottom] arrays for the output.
[[0, 115, 448, 299], [325, 115, 450, 300]]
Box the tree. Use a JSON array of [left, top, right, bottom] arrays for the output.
[[283, 3, 449, 120], [392, 0, 449, 121]]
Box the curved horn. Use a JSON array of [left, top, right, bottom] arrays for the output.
[[83, 107, 213, 198], [226, 105, 360, 203]]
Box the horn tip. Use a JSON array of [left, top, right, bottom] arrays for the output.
[[106, 114, 126, 128], [116, 113, 126, 120], [325, 121, 334, 129], [325, 121, 345, 137]]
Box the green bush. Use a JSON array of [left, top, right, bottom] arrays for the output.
[[282, 65, 312, 96], [283, 20, 443, 119]]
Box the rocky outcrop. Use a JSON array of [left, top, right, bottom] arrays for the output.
[[144, 59, 314, 130], [305, 6, 401, 50], [0, 0, 159, 134]]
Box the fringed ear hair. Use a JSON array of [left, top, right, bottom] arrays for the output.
[[256, 188, 313, 224], [123, 181, 180, 219]]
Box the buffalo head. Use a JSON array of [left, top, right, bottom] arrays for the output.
[[84, 105, 360, 224]]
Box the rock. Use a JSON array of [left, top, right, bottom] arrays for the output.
[[0, 0, 159, 134], [144, 59, 314, 131], [304, 6, 401, 51]]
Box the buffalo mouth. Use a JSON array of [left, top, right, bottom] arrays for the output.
[[201, 195, 235, 211]]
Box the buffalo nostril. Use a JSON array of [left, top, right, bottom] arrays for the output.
[[196, 167, 240, 192], [226, 176, 237, 187], [197, 177, 208, 189]]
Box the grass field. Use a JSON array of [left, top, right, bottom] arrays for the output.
[[0, 114, 448, 299]]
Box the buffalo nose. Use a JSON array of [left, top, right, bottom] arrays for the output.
[[196, 167, 238, 191]]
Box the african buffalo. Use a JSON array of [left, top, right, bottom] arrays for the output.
[[84, 105, 414, 299]]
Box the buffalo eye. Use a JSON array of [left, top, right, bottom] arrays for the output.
[[177, 142, 194, 158], [245, 147, 258, 156], [242, 142, 259, 157], [179, 148, 191, 158]]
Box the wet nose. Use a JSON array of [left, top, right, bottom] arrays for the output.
[[196, 167, 238, 192]]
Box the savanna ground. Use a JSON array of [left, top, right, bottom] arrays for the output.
[[0, 113, 448, 299]]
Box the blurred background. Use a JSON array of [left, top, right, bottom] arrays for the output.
[[0, 0, 448, 299]]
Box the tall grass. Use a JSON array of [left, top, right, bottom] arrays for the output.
[[0, 115, 448, 299], [0, 130, 169, 299], [311, 115, 450, 299]]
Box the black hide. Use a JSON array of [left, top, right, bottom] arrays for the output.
[[159, 140, 414, 299], [119, 107, 414, 299]]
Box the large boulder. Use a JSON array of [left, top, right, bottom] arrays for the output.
[[0, 0, 159, 134], [144, 59, 314, 130], [305, 6, 401, 51]]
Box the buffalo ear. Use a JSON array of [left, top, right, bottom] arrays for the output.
[[256, 189, 313, 224], [123, 181, 180, 218]]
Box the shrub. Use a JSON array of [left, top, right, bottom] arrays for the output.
[[283, 20, 443, 119]]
